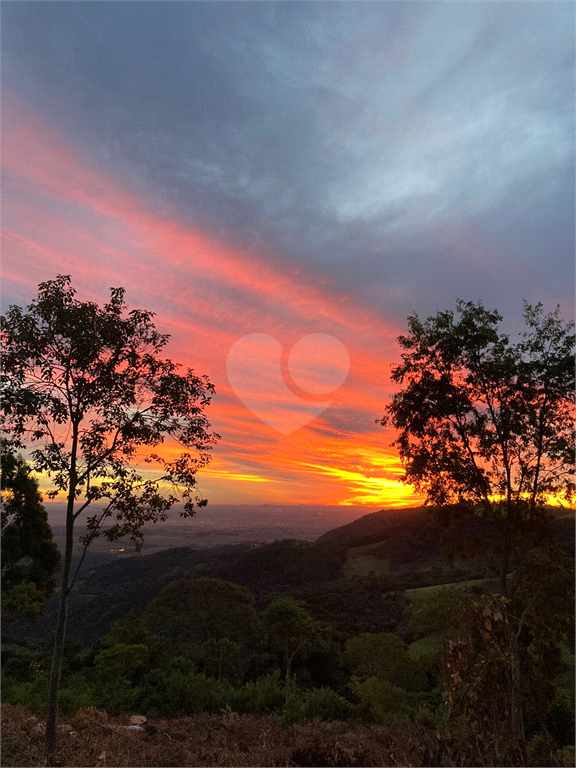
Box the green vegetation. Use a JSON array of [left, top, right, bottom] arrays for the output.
[[2, 545, 573, 766], [261, 597, 330, 701], [142, 578, 257, 650], [343, 542, 390, 578], [404, 576, 499, 602], [1, 453, 61, 621], [1, 295, 573, 766], [1, 276, 219, 761], [379, 299, 574, 597]]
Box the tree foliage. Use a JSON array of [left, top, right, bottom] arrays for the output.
[[1, 275, 220, 546], [1, 453, 60, 621], [0, 275, 219, 761], [379, 300, 575, 595], [348, 676, 409, 725], [143, 578, 257, 650], [343, 632, 426, 691], [261, 597, 327, 699]]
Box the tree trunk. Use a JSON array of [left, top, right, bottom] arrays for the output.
[[46, 427, 78, 764], [500, 525, 511, 598], [45, 507, 74, 763], [285, 649, 295, 704], [500, 555, 509, 598], [508, 623, 526, 755]]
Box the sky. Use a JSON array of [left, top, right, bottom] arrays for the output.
[[2, 1, 574, 510]]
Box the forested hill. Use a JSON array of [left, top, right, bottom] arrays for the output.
[[317, 506, 429, 544], [4, 505, 574, 649], [318, 504, 575, 563]]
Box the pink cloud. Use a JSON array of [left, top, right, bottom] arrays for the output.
[[2, 91, 416, 508]]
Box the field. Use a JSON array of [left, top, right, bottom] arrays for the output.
[[403, 577, 501, 603], [342, 542, 390, 579]]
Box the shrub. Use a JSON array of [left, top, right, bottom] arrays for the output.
[[349, 676, 410, 725], [1, 645, 42, 682], [343, 633, 428, 692], [58, 672, 97, 714], [91, 643, 149, 713], [230, 671, 284, 715], [556, 745, 576, 768], [1, 672, 49, 713], [139, 659, 234, 717], [282, 687, 355, 724]]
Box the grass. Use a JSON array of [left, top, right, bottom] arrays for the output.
[[403, 576, 500, 603], [408, 634, 444, 662], [343, 543, 390, 579]]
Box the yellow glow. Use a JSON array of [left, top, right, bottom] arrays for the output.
[[201, 468, 272, 483], [298, 461, 424, 507], [487, 491, 574, 509], [541, 492, 574, 508]]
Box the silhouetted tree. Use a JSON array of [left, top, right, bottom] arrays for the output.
[[1, 452, 60, 621], [1, 275, 219, 763], [143, 578, 257, 651], [379, 300, 574, 597], [261, 597, 326, 701]]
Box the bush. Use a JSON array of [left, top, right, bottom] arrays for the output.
[[556, 746, 576, 768], [139, 659, 234, 716], [1, 645, 42, 682], [282, 687, 355, 724], [1, 672, 49, 713], [91, 643, 150, 713], [343, 633, 428, 692], [230, 671, 284, 715], [58, 672, 98, 714], [348, 676, 410, 725]]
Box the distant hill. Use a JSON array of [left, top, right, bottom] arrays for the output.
[[318, 504, 574, 570], [317, 506, 444, 572], [4, 505, 573, 648]]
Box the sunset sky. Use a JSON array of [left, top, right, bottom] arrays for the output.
[[2, 1, 574, 510]]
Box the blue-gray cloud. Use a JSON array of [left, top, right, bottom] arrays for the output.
[[2, 0, 574, 325]]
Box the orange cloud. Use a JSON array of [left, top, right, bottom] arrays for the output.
[[2, 91, 414, 510]]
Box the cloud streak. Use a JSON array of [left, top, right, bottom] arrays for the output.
[[2, 1, 573, 510]]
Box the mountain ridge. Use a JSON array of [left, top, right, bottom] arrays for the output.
[[4, 505, 573, 648]]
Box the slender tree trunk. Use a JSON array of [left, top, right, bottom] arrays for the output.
[[500, 544, 510, 598], [508, 623, 526, 754], [46, 427, 78, 764], [45, 507, 74, 763], [284, 649, 295, 704], [500, 516, 512, 598]]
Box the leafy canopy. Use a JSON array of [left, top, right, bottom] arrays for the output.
[[143, 578, 258, 648], [1, 453, 61, 620], [1, 275, 220, 548], [261, 597, 327, 664], [343, 632, 426, 691], [379, 300, 574, 530]]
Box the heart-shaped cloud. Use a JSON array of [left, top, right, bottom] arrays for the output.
[[226, 333, 349, 434]]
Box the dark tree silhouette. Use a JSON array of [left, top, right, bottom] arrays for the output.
[[1, 452, 61, 621], [0, 276, 219, 762], [143, 578, 258, 649], [379, 300, 574, 597], [261, 597, 326, 701]]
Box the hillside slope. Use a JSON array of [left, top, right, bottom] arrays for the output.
[[4, 506, 573, 648]]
